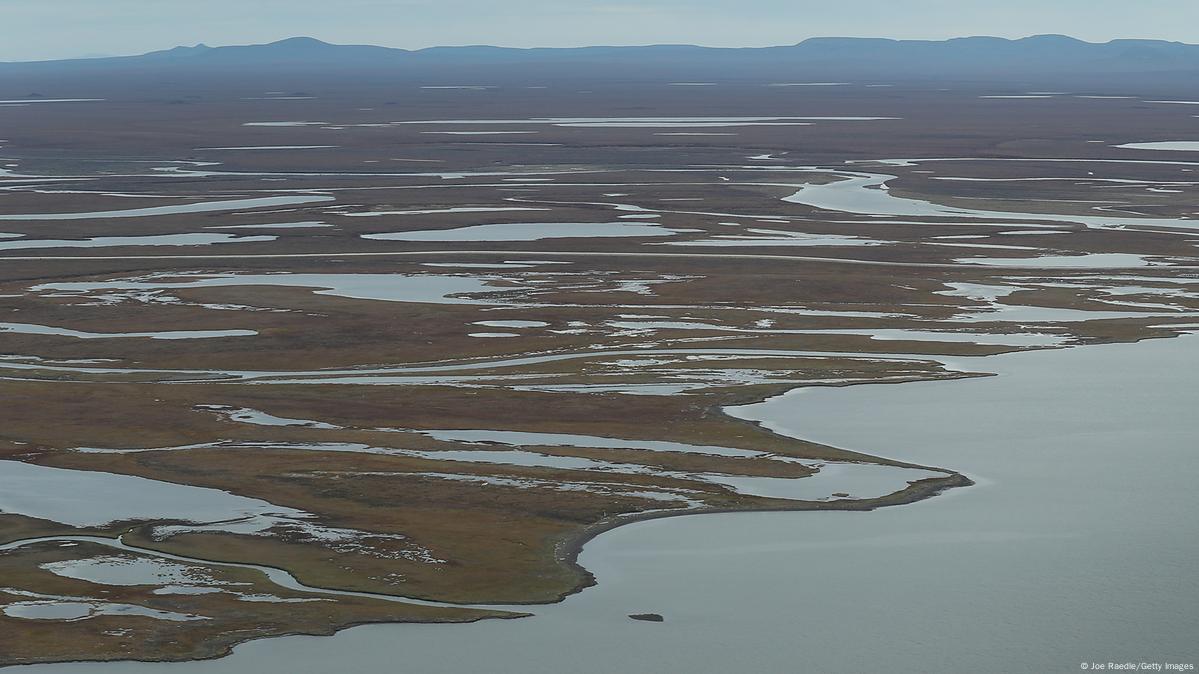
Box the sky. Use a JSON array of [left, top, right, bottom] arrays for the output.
[[3, 0, 1199, 61]]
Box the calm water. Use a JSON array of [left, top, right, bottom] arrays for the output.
[[20, 335, 1198, 673]]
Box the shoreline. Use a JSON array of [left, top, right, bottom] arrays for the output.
[[0, 474, 972, 669], [3, 330, 1191, 667], [4, 73, 1199, 670], [546, 472, 974, 607], [0, 356, 979, 669]]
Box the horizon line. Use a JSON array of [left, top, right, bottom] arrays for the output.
[[6, 32, 1197, 65]]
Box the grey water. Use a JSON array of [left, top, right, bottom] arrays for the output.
[[1115, 141, 1199, 151], [0, 233, 276, 251], [34, 273, 507, 306], [362, 222, 694, 242], [0, 196, 333, 221], [0, 462, 304, 528], [784, 170, 1199, 232], [20, 332, 1197, 674]]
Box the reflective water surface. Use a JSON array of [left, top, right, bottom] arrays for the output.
[[22, 334, 1196, 674]]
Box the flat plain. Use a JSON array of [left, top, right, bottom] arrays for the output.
[[1, 67, 1197, 665]]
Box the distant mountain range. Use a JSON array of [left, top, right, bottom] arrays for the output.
[[5, 35, 1199, 81]]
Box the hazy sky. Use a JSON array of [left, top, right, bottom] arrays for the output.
[[4, 0, 1199, 61]]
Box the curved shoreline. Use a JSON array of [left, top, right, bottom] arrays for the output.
[[0, 472, 973, 647], [0, 472, 971, 669], [7, 332, 1192, 667], [0, 371, 977, 670], [0, 343, 1052, 668], [9, 331, 1195, 668], [0, 471, 971, 611], [545, 471, 974, 606]]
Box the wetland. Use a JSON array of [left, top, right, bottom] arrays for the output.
[[0, 66, 1196, 669]]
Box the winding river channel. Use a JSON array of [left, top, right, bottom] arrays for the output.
[[16, 333, 1197, 674]]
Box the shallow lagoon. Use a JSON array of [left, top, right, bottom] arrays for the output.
[[0, 323, 256, 340], [34, 273, 511, 305], [0, 233, 276, 251], [1115, 141, 1199, 151], [0, 196, 333, 221], [363, 222, 695, 242], [0, 461, 304, 528], [783, 170, 1199, 231]]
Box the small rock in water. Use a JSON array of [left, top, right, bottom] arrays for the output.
[[629, 613, 665, 623]]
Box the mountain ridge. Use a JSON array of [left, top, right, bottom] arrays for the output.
[[5, 34, 1199, 81]]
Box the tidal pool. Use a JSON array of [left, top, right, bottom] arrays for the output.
[[343, 207, 548, 217], [782, 170, 1199, 231], [391, 116, 892, 127], [207, 221, 332, 230], [663, 228, 886, 247], [606, 320, 1068, 347], [0, 461, 306, 528], [1115, 141, 1199, 151], [3, 601, 204, 623], [196, 404, 340, 429], [34, 273, 514, 306], [954, 253, 1166, 268], [3, 602, 96, 621], [471, 320, 548, 328], [409, 430, 940, 501], [27, 335, 1195, 674], [0, 323, 256, 340], [422, 131, 538, 136], [0, 99, 104, 104], [0, 233, 276, 251], [362, 222, 695, 242], [2, 594, 207, 623], [242, 122, 330, 127], [195, 146, 338, 151], [0, 196, 334, 221], [41, 555, 226, 588]]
